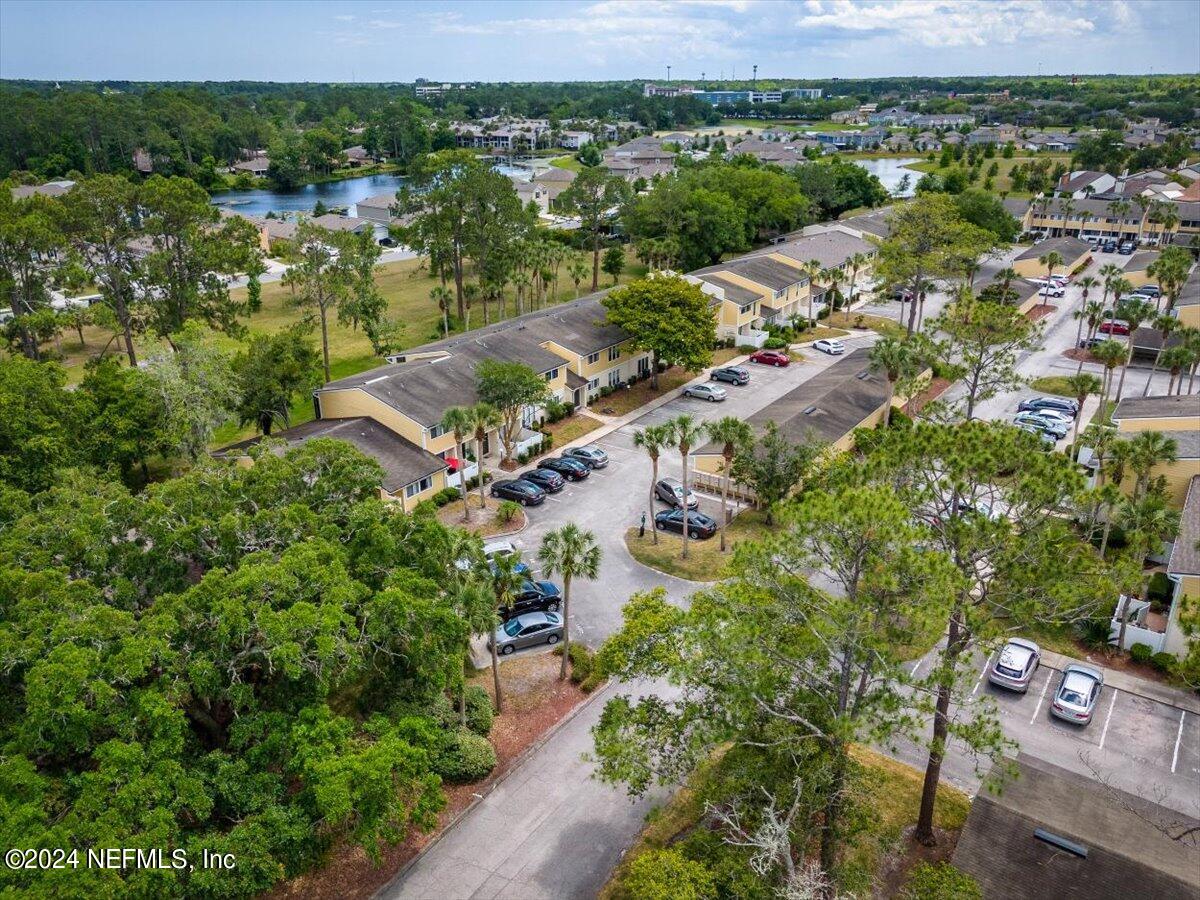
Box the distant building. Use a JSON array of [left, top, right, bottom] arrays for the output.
[[786, 88, 823, 100]]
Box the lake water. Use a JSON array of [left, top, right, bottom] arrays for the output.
[[852, 158, 920, 197], [209, 173, 407, 218]]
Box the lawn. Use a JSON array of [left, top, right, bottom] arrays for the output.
[[905, 153, 1071, 197], [588, 366, 693, 417], [1029, 375, 1077, 397], [544, 412, 603, 446], [850, 312, 907, 339], [624, 508, 772, 581], [548, 155, 583, 171]]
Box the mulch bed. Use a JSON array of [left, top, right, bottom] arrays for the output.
[[1064, 347, 1099, 364], [904, 377, 952, 416], [873, 825, 960, 900], [264, 656, 590, 900], [1026, 303, 1057, 322]]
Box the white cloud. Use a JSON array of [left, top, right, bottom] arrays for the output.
[[333, 14, 356, 22]]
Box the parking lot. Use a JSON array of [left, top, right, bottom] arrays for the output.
[[905, 648, 1200, 816]]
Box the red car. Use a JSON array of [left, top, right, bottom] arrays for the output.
[[1098, 320, 1130, 336], [749, 349, 791, 367]]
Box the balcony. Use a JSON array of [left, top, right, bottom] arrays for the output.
[[738, 327, 769, 349]]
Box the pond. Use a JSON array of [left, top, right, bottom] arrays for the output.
[[852, 157, 920, 198], [209, 172, 407, 218]]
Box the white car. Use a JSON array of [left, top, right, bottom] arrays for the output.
[[683, 383, 727, 402], [988, 638, 1041, 692], [813, 339, 845, 355], [1028, 279, 1065, 298]]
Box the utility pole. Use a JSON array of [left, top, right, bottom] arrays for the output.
[[752, 65, 757, 89], [666, 65, 671, 83]]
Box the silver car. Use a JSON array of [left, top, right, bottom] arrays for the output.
[[562, 445, 609, 469], [491, 612, 563, 655], [988, 638, 1041, 692], [684, 383, 728, 402], [655, 476, 698, 509], [1050, 664, 1104, 724]]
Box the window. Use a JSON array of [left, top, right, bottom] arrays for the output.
[[739, 302, 755, 315], [404, 476, 433, 499], [608, 369, 622, 388], [428, 424, 444, 439], [586, 351, 600, 365], [608, 346, 620, 362], [588, 377, 600, 389], [545, 367, 559, 381]]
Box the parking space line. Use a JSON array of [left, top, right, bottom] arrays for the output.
[[1172, 711, 1186, 774], [544, 497, 563, 503], [1098, 689, 1119, 750], [910, 658, 923, 677], [971, 655, 991, 696], [1029, 676, 1050, 724]]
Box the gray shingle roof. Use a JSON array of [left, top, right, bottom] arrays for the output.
[[1015, 236, 1092, 262], [1124, 250, 1159, 272], [697, 273, 763, 304], [712, 257, 807, 292], [1113, 394, 1200, 421], [753, 231, 878, 270], [1168, 475, 1200, 576], [952, 755, 1200, 900], [215, 417, 447, 493], [1179, 267, 1200, 308], [698, 347, 889, 453]]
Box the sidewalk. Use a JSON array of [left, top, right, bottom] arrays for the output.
[[1041, 649, 1200, 715]]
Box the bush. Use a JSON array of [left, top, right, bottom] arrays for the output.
[[464, 685, 494, 736], [1150, 652, 1177, 676], [432, 486, 462, 508], [553, 642, 604, 690], [1129, 642, 1153, 664], [1147, 571, 1173, 603], [763, 337, 788, 350], [816, 306, 831, 320], [496, 500, 521, 524], [516, 450, 529, 465], [463, 471, 493, 491], [621, 849, 715, 900], [736, 344, 758, 353], [902, 862, 982, 900], [854, 314, 866, 328], [1078, 615, 1113, 650], [543, 398, 571, 424], [434, 727, 497, 783]]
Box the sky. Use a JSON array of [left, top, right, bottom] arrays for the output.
[[0, 0, 1197, 83]]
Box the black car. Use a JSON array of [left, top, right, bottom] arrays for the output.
[[1017, 396, 1079, 418], [537, 456, 591, 481], [1118, 241, 1135, 255], [710, 365, 750, 386], [1101, 239, 1117, 253], [500, 579, 562, 620], [521, 467, 565, 493], [655, 508, 718, 539], [490, 479, 547, 505], [1079, 336, 1105, 350]]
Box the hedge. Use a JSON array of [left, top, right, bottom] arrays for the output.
[[434, 728, 497, 783], [464, 685, 494, 737]]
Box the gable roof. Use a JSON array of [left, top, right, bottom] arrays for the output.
[[1168, 475, 1200, 577], [696, 256, 806, 293], [754, 231, 878, 270], [215, 417, 447, 493], [697, 273, 764, 305], [1112, 394, 1200, 422], [1015, 236, 1092, 263]]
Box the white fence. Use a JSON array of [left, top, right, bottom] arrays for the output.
[[1108, 595, 1167, 654], [446, 461, 480, 489], [690, 470, 758, 504]]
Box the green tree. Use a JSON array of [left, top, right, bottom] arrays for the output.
[[468, 402, 502, 510], [233, 325, 322, 436], [632, 424, 673, 546], [1111, 296, 1155, 403], [706, 416, 753, 552], [1064, 371, 1102, 453], [869, 336, 924, 427], [558, 165, 630, 290], [441, 406, 476, 523], [489, 552, 527, 713], [623, 177, 745, 272], [474, 360, 550, 463], [78, 357, 168, 486], [602, 244, 625, 285], [730, 421, 819, 524], [0, 357, 82, 492], [667, 414, 707, 561], [538, 523, 602, 680], [0, 187, 62, 360], [601, 276, 714, 389], [952, 188, 1020, 242]]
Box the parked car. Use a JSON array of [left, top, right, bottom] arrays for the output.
[[490, 611, 563, 655], [1098, 319, 1130, 336], [1133, 284, 1160, 298], [1018, 396, 1079, 418], [537, 456, 591, 481], [1101, 239, 1118, 253], [521, 467, 565, 493], [988, 638, 1042, 692], [1078, 336, 1105, 350], [1026, 406, 1073, 428], [1016, 422, 1058, 449], [500, 580, 562, 619], [1013, 412, 1068, 440], [562, 445, 609, 469], [891, 287, 915, 302], [490, 479, 547, 506], [654, 508, 718, 539], [1118, 241, 1136, 255], [684, 383, 728, 402], [1050, 664, 1104, 724], [710, 365, 750, 385], [1028, 278, 1066, 298], [655, 476, 699, 509], [812, 338, 845, 355], [750, 349, 791, 367]]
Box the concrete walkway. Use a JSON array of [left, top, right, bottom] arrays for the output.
[[375, 680, 670, 900]]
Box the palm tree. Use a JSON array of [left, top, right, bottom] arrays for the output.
[[1142, 314, 1181, 397], [462, 282, 478, 330], [1095, 483, 1123, 558], [468, 402, 503, 510], [1178, 327, 1200, 394], [488, 553, 527, 713], [706, 416, 753, 551], [451, 579, 497, 725], [1064, 372, 1101, 455], [1059, 198, 1075, 238], [820, 267, 843, 322], [632, 424, 672, 545], [568, 254, 589, 297], [668, 414, 707, 560], [802, 259, 823, 329], [1126, 430, 1177, 502], [1114, 493, 1180, 650], [1077, 207, 1092, 240], [1112, 296, 1154, 403], [845, 252, 868, 324], [538, 524, 602, 680], [1160, 344, 1194, 396], [1037, 250, 1063, 306], [442, 406, 476, 522], [432, 285, 453, 338], [1092, 339, 1127, 417], [869, 337, 920, 427], [1097, 262, 1122, 307]]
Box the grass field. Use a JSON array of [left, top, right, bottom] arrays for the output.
[[624, 508, 772, 581], [548, 155, 584, 171], [906, 153, 1070, 197], [1029, 375, 1077, 397], [717, 118, 869, 132]]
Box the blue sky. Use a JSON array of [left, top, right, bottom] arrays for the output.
[[1, 0, 1196, 83]]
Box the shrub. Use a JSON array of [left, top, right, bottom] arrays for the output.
[[432, 486, 462, 508], [1129, 642, 1153, 664], [554, 642, 603, 690], [599, 385, 613, 398], [736, 344, 758, 353], [463, 471, 493, 491], [902, 862, 982, 900], [496, 500, 521, 524], [1147, 571, 1173, 603], [464, 685, 494, 736], [854, 314, 866, 328], [1078, 615, 1113, 649], [516, 450, 529, 465], [817, 306, 831, 320], [763, 337, 788, 350], [1150, 652, 1177, 675], [621, 849, 715, 900], [434, 727, 496, 783]]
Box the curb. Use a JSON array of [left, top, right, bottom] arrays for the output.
[[372, 679, 615, 899]]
